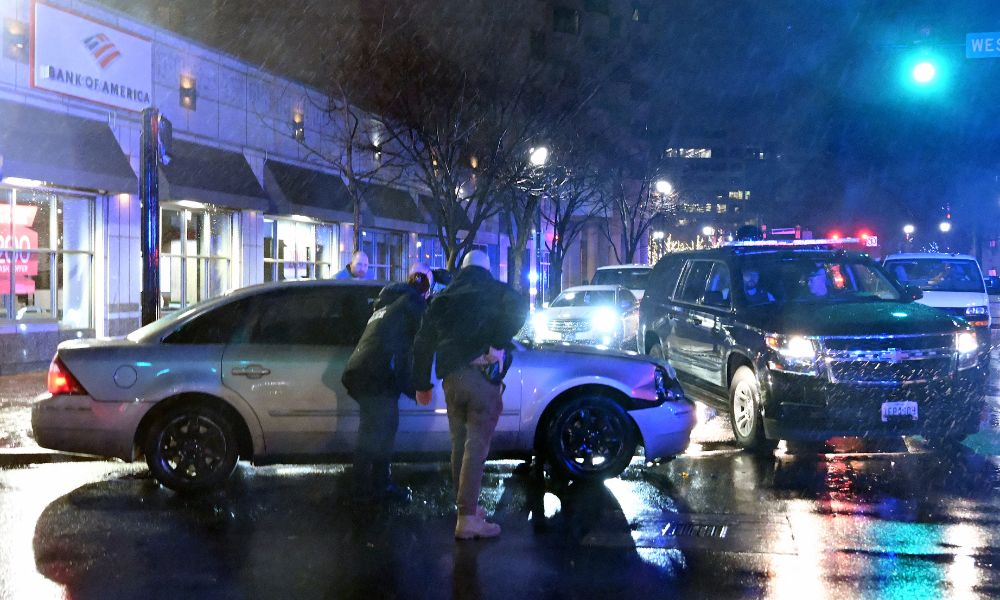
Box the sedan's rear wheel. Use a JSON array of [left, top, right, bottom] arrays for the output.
[[545, 395, 637, 481], [143, 404, 239, 493]]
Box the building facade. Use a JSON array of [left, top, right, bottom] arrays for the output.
[[0, 0, 508, 372]]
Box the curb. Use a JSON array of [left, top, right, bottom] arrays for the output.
[[0, 448, 107, 468]]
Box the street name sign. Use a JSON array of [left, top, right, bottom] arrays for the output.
[[966, 32, 1000, 58]]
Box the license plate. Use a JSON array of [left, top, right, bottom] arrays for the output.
[[881, 401, 918, 422]]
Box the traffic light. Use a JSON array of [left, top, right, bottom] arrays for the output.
[[899, 48, 951, 97]]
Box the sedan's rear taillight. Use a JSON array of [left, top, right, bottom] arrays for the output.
[[47, 355, 87, 395]]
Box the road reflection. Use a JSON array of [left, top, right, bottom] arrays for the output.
[[652, 433, 1000, 599], [30, 463, 689, 598]]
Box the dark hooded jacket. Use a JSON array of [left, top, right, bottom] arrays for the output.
[[412, 266, 528, 390], [341, 282, 427, 399]]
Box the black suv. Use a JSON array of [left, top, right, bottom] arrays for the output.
[[639, 245, 988, 449]]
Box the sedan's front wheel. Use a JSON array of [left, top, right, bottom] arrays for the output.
[[544, 395, 638, 481], [143, 404, 240, 493]]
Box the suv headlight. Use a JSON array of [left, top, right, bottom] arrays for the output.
[[765, 334, 818, 375], [956, 331, 978, 370], [592, 307, 620, 332], [532, 313, 549, 334]]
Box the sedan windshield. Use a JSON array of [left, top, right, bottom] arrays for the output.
[[550, 289, 617, 308], [741, 257, 902, 305], [884, 259, 986, 293]]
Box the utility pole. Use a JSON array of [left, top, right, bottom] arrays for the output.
[[139, 108, 171, 325]]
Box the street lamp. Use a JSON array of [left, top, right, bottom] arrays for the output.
[[655, 179, 673, 195], [902, 224, 915, 236], [702, 226, 716, 237], [939, 221, 952, 233], [529, 146, 549, 167]]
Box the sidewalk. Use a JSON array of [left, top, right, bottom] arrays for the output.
[[0, 370, 98, 466]]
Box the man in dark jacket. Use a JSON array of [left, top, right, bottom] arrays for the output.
[[342, 270, 431, 502], [413, 250, 528, 539]]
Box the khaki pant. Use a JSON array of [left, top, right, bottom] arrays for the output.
[[443, 365, 503, 516]]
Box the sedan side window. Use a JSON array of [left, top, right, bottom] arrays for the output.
[[247, 287, 376, 346], [162, 297, 257, 344]]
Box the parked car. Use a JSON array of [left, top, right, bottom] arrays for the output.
[[591, 264, 652, 299], [32, 279, 695, 492], [985, 275, 1000, 328], [638, 244, 988, 450], [532, 285, 639, 351], [882, 253, 991, 338]]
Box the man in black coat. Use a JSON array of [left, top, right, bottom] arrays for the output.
[[413, 250, 528, 539], [342, 269, 431, 501]]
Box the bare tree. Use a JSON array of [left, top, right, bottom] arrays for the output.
[[601, 160, 674, 265], [542, 164, 604, 298]]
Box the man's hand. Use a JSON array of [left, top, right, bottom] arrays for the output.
[[415, 389, 433, 406]]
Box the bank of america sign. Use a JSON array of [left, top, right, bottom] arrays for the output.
[[31, 2, 152, 112]]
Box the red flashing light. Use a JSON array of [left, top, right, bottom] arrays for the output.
[[859, 232, 870, 240], [829, 232, 841, 240], [47, 355, 87, 395]]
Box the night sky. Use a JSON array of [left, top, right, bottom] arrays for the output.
[[98, 0, 1000, 242], [655, 0, 1000, 239]]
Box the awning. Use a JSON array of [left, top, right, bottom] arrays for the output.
[[265, 160, 352, 213], [161, 140, 267, 210], [0, 100, 136, 193], [419, 194, 472, 231], [362, 182, 422, 223]]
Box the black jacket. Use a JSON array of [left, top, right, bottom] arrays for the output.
[[412, 266, 528, 390], [341, 283, 426, 399]]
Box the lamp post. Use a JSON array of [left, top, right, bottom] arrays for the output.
[[529, 146, 549, 306]]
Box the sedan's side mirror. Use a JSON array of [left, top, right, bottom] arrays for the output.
[[905, 284, 924, 301]]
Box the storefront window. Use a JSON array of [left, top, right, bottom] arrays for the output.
[[160, 203, 233, 310], [360, 228, 406, 281], [262, 217, 338, 282], [417, 235, 447, 270], [0, 186, 94, 328]]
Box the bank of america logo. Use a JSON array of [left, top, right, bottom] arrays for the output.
[[82, 33, 121, 69]]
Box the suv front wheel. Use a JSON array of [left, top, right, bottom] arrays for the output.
[[729, 366, 777, 452]]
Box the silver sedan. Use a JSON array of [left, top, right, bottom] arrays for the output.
[[32, 280, 695, 492]]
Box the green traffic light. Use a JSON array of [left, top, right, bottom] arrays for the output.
[[912, 61, 936, 84], [899, 50, 950, 97]]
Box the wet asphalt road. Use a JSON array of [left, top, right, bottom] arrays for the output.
[[3, 434, 1000, 599]]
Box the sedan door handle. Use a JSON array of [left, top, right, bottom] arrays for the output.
[[231, 364, 271, 379]]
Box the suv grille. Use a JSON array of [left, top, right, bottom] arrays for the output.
[[820, 335, 954, 385], [548, 318, 591, 333]]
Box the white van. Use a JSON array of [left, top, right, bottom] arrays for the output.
[[883, 253, 991, 333]]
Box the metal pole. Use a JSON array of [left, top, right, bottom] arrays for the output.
[[534, 198, 543, 306], [139, 108, 160, 325]]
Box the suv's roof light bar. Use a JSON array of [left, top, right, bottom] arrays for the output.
[[724, 238, 859, 247]]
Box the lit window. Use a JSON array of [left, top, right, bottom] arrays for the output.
[[717, 204, 727, 213]]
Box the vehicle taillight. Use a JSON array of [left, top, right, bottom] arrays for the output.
[[47, 355, 87, 395]]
